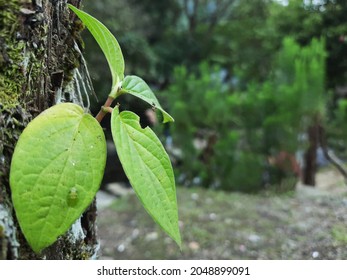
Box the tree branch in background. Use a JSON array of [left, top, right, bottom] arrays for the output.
[[207, 0, 235, 32], [319, 124, 347, 184]]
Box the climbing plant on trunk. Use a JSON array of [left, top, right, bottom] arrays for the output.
[[1, 0, 99, 259], [1, 2, 181, 258]]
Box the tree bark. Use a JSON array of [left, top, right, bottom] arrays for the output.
[[302, 122, 319, 186], [0, 0, 98, 259], [302, 116, 347, 187]]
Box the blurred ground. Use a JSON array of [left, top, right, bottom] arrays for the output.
[[96, 168, 347, 260]]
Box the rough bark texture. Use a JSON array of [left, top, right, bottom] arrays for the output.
[[0, 0, 99, 259]]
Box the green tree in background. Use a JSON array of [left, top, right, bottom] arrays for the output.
[[270, 0, 347, 90], [164, 37, 326, 191], [271, 37, 327, 186]]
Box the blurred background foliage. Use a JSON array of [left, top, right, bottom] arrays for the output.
[[82, 0, 347, 193]]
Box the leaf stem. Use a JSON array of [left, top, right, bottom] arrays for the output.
[[101, 106, 113, 113], [95, 96, 114, 122]]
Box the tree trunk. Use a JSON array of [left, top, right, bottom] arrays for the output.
[[303, 115, 347, 187], [302, 121, 319, 186], [0, 0, 98, 259]]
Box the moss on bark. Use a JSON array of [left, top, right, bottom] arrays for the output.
[[0, 0, 25, 107]]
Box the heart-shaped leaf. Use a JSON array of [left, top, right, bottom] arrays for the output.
[[121, 75, 174, 123], [111, 107, 181, 247], [10, 103, 106, 253], [68, 4, 124, 97]]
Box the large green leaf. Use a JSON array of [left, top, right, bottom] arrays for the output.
[[111, 107, 181, 247], [68, 4, 124, 97], [121, 75, 174, 123], [10, 103, 106, 253]]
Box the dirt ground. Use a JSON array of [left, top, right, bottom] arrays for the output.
[[96, 168, 347, 259]]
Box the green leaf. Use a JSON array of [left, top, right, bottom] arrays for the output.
[[68, 4, 124, 97], [121, 75, 174, 123], [111, 107, 181, 247], [10, 103, 106, 253]]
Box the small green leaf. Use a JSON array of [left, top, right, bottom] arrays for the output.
[[121, 75, 174, 123], [10, 103, 106, 253], [68, 4, 124, 97], [111, 107, 181, 247]]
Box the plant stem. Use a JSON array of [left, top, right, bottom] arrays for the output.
[[101, 106, 114, 113], [95, 96, 114, 122]]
